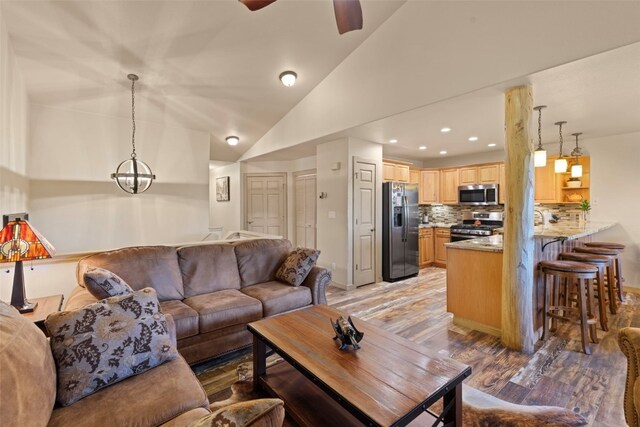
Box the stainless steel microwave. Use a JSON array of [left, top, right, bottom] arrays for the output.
[[458, 184, 499, 205]]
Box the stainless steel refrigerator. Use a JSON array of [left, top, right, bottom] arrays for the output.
[[382, 182, 419, 282]]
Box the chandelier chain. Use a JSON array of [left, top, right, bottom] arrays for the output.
[[131, 77, 136, 158], [558, 122, 564, 157], [537, 108, 542, 146]]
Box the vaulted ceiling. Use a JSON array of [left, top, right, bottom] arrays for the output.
[[1, 0, 404, 161], [2, 0, 640, 164]]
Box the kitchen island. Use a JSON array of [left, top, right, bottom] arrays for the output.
[[445, 221, 616, 336]]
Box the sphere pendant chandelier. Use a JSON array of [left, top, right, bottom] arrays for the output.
[[111, 74, 156, 194]]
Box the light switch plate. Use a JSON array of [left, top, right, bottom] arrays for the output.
[[328, 211, 336, 219]]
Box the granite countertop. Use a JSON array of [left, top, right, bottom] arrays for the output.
[[445, 235, 503, 253], [494, 221, 616, 240], [532, 221, 615, 240], [448, 221, 616, 253], [419, 223, 456, 228]]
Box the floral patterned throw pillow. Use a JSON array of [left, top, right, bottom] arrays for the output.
[[83, 267, 134, 300], [45, 288, 177, 406], [275, 247, 320, 287]]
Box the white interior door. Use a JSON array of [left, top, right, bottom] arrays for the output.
[[295, 174, 316, 248], [246, 175, 286, 237], [354, 160, 376, 286]]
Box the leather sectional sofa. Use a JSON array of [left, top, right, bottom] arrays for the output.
[[68, 238, 331, 364]]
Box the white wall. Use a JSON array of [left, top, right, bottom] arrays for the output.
[[316, 139, 349, 285], [0, 9, 29, 213], [582, 132, 640, 288], [209, 162, 242, 235], [28, 104, 210, 253]]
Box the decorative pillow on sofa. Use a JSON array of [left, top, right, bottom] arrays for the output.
[[275, 248, 320, 287], [83, 267, 133, 300], [45, 288, 178, 406]]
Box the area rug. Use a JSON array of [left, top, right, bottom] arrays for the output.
[[193, 349, 282, 404]]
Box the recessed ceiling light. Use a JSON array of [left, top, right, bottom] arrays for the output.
[[468, 136, 478, 142], [389, 139, 398, 144], [440, 150, 447, 155], [226, 136, 239, 146], [279, 71, 297, 87], [419, 146, 427, 150], [488, 143, 497, 147], [440, 127, 451, 133]]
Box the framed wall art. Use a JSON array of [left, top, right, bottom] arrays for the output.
[[216, 176, 230, 202]]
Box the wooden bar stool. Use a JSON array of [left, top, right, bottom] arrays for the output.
[[540, 260, 599, 355], [559, 252, 610, 332], [585, 242, 626, 302], [574, 246, 621, 314]]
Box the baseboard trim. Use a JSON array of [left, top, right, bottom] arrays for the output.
[[453, 316, 501, 337]]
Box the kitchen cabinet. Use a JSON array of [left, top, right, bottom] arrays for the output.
[[383, 163, 396, 182], [409, 168, 420, 185], [458, 167, 477, 186], [478, 164, 500, 184], [439, 169, 459, 204], [434, 228, 451, 267], [419, 170, 439, 204], [534, 157, 558, 203], [498, 163, 506, 204], [419, 228, 434, 267], [383, 161, 410, 183], [459, 164, 499, 186]]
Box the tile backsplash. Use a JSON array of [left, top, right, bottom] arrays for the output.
[[419, 203, 583, 224]]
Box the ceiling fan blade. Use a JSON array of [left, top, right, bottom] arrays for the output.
[[333, 0, 363, 34], [239, 0, 278, 12]]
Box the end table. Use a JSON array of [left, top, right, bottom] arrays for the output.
[[21, 294, 64, 336]]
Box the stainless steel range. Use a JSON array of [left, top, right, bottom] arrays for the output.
[[450, 212, 503, 242]]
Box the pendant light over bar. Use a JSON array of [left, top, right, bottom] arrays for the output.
[[554, 121, 568, 173], [533, 105, 547, 167], [111, 74, 156, 194], [570, 132, 583, 178]]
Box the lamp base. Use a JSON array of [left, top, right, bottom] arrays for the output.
[[12, 301, 38, 313], [10, 260, 37, 313]]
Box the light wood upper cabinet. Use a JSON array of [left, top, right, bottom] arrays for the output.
[[382, 163, 396, 182], [478, 164, 500, 184], [419, 170, 439, 204], [499, 163, 506, 204], [440, 168, 459, 204], [459, 164, 499, 186], [534, 157, 558, 203], [458, 167, 477, 186], [409, 168, 420, 185], [383, 161, 410, 182], [396, 165, 410, 183]]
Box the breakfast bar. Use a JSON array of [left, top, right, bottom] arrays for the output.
[[445, 222, 616, 336]]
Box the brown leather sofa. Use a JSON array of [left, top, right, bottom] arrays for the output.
[[69, 239, 331, 364], [0, 300, 285, 427]]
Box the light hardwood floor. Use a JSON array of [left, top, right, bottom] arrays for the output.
[[327, 267, 632, 427]]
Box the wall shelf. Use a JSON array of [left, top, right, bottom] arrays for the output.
[[561, 186, 590, 190]]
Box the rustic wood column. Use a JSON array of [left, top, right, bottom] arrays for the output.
[[501, 85, 535, 353]]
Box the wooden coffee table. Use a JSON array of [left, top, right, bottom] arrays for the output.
[[248, 305, 471, 427]]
